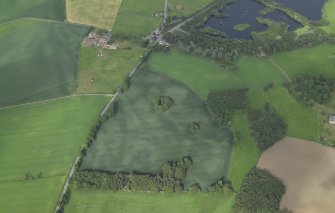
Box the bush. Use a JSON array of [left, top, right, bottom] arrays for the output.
[[152, 96, 174, 113], [248, 106, 287, 151], [234, 167, 286, 213], [187, 121, 200, 134], [208, 178, 234, 195], [289, 75, 335, 105]]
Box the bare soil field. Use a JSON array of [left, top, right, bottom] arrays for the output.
[[257, 137, 335, 213]]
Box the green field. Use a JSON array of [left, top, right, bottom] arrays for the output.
[[148, 49, 285, 98], [66, 0, 122, 30], [0, 0, 65, 23], [249, 87, 319, 142], [0, 96, 108, 212], [76, 41, 146, 94], [112, 0, 164, 35], [81, 70, 232, 189], [321, 0, 335, 33], [66, 190, 235, 213], [0, 19, 89, 107], [270, 44, 335, 78], [228, 113, 260, 191], [168, 0, 213, 17], [0, 177, 65, 213]]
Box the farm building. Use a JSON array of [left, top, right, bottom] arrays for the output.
[[329, 115, 335, 124]]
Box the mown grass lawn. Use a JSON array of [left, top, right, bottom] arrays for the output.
[[148, 49, 284, 99], [76, 41, 146, 94], [0, 0, 65, 23], [168, 0, 213, 17], [0, 19, 89, 107], [66, 190, 236, 213], [270, 44, 335, 78], [66, 0, 122, 30], [249, 87, 319, 142], [0, 96, 108, 212], [228, 113, 260, 191], [112, 0, 164, 35]]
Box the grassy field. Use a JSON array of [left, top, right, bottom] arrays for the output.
[[148, 49, 284, 98], [249, 87, 319, 142], [0, 96, 108, 181], [66, 190, 235, 213], [66, 0, 122, 30], [321, 0, 335, 33], [270, 44, 335, 78], [0, 96, 108, 212], [81, 70, 232, 189], [0, 0, 65, 23], [0, 177, 65, 213], [168, 0, 213, 17], [112, 0, 164, 35], [228, 113, 260, 191], [0, 19, 89, 107], [76, 41, 146, 94]]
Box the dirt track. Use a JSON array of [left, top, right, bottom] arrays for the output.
[[257, 137, 335, 213]]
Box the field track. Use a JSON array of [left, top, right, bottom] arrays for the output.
[[268, 58, 292, 83], [257, 137, 335, 213], [0, 94, 114, 111]]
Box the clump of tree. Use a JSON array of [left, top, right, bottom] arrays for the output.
[[207, 88, 248, 126], [289, 75, 335, 105], [72, 157, 192, 193], [152, 96, 174, 113], [188, 183, 202, 192], [234, 167, 286, 213], [161, 157, 192, 181], [208, 177, 234, 195], [187, 121, 201, 134], [248, 104, 287, 150]]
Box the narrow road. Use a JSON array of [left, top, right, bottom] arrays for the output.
[[268, 58, 292, 83], [54, 155, 80, 213], [0, 93, 113, 111], [100, 93, 118, 116]]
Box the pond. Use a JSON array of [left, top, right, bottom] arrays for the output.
[[274, 0, 326, 20], [203, 0, 303, 39]]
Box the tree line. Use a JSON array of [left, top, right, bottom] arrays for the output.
[[71, 157, 192, 193]]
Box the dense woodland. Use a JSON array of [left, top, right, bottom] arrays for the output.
[[248, 105, 288, 150], [234, 167, 289, 213], [289, 75, 335, 105], [206, 89, 248, 126]]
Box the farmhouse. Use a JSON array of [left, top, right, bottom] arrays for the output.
[[329, 115, 335, 124]]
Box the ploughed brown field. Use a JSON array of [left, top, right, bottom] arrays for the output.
[[257, 137, 335, 213]]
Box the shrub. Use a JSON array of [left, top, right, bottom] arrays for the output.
[[187, 121, 200, 134], [208, 178, 234, 195], [152, 96, 174, 113]]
